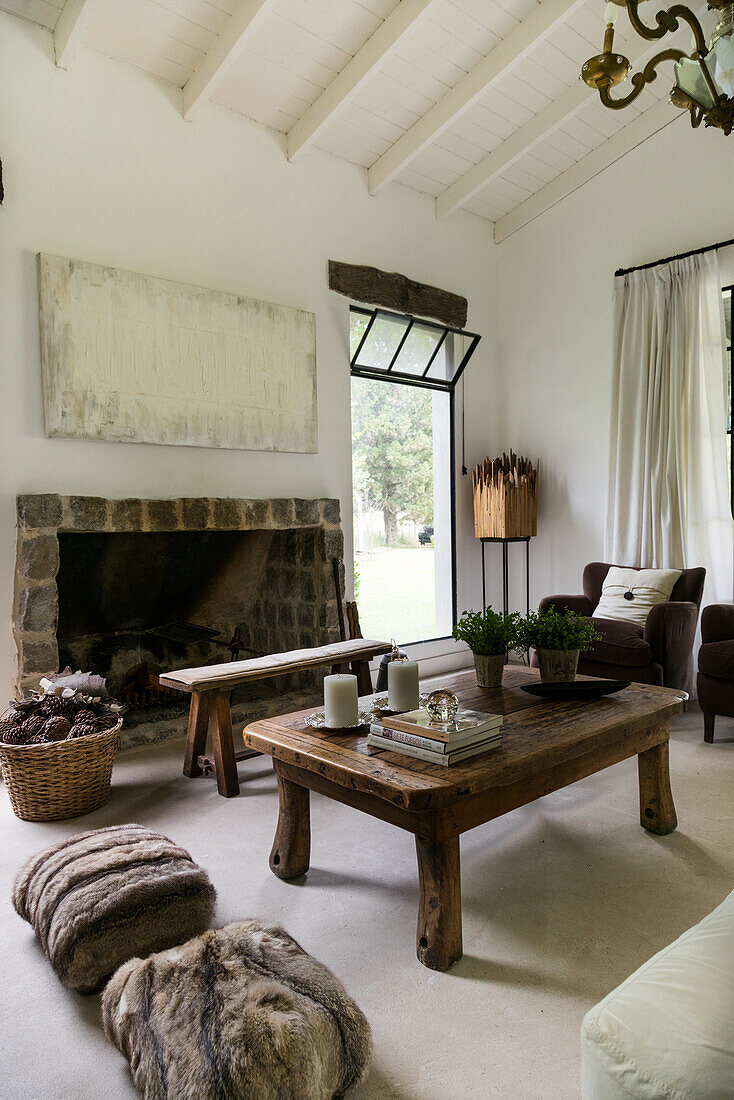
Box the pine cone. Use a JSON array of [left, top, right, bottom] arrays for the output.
[[0, 719, 28, 744], [74, 708, 96, 724], [41, 694, 73, 717], [67, 720, 98, 739], [23, 715, 48, 737], [43, 716, 72, 741]]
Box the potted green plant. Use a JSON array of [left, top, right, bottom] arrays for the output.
[[452, 608, 518, 688], [516, 607, 601, 682]]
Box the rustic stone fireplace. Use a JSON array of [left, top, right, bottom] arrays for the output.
[[14, 495, 344, 746]]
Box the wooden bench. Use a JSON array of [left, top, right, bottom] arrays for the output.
[[159, 639, 392, 798]]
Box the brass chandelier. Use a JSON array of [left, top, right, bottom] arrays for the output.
[[582, 1, 734, 134]]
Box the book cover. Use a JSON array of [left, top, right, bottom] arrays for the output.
[[381, 707, 502, 744], [367, 731, 501, 766], [369, 721, 495, 753]]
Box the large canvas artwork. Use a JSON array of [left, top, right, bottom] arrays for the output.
[[37, 254, 318, 452]]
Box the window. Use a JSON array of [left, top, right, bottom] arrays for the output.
[[349, 307, 480, 646], [725, 285, 733, 514]]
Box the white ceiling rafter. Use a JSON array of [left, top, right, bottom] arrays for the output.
[[367, 0, 588, 196], [434, 3, 710, 222], [494, 99, 681, 243], [54, 0, 93, 69], [182, 0, 276, 122], [286, 0, 436, 162]]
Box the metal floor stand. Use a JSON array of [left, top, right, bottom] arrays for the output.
[[480, 536, 531, 617]]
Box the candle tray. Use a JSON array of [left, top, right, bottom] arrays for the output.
[[304, 710, 373, 733], [370, 694, 430, 719]]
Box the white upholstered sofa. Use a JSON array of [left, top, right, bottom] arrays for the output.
[[581, 890, 734, 1099]]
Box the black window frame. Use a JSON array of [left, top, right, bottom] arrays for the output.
[[349, 306, 481, 641], [349, 305, 481, 392]]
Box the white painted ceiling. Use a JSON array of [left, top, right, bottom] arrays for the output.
[[2, 0, 713, 239]]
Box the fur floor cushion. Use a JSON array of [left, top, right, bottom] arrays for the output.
[[13, 823, 215, 994], [101, 920, 372, 1100]]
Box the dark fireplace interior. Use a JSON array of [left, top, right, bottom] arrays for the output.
[[56, 528, 325, 728]]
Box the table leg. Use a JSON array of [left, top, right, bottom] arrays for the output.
[[638, 738, 677, 835], [209, 691, 239, 798], [415, 835, 462, 971], [183, 691, 210, 778], [270, 771, 311, 880]]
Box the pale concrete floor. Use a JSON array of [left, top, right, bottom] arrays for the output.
[[0, 708, 731, 1100]]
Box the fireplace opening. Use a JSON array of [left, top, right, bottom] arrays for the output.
[[55, 527, 326, 733]]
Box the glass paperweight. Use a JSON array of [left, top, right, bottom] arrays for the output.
[[426, 689, 460, 723]]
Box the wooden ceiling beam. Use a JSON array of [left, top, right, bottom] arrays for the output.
[[287, 0, 435, 162], [436, 85, 587, 221], [493, 99, 680, 244], [435, 4, 709, 221], [54, 0, 93, 69], [182, 0, 275, 122], [367, 0, 586, 196]]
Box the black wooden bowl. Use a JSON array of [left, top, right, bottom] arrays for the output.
[[520, 679, 631, 701]]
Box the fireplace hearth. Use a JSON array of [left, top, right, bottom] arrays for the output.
[[14, 495, 344, 747]]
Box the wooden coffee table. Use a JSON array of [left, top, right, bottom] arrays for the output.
[[244, 666, 686, 971]]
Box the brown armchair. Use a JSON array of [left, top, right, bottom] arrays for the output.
[[533, 562, 706, 691], [697, 604, 734, 743]]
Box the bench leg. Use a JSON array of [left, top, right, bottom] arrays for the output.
[[704, 713, 715, 744], [351, 658, 373, 696], [209, 691, 240, 798], [638, 738, 677, 835], [415, 834, 462, 971], [183, 692, 211, 778], [270, 767, 310, 880]]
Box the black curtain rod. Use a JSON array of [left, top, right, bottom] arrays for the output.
[[615, 235, 734, 278]]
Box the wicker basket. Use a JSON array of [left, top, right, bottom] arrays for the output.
[[0, 719, 122, 822]]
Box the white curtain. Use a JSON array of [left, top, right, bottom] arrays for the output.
[[606, 251, 733, 612]]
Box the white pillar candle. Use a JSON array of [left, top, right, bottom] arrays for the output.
[[388, 660, 419, 713], [323, 674, 358, 728]]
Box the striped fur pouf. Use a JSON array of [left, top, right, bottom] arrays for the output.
[[13, 823, 215, 993], [102, 920, 373, 1100]]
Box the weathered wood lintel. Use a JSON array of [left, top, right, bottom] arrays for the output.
[[329, 260, 467, 329]]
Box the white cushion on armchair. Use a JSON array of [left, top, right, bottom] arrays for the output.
[[581, 890, 734, 1099], [593, 566, 682, 629]]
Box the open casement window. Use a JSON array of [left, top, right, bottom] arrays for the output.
[[349, 306, 480, 392], [350, 306, 481, 649], [725, 286, 733, 515]]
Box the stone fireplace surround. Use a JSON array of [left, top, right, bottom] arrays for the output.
[[13, 494, 344, 744]]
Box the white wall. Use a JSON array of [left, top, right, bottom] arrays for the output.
[[495, 114, 734, 610], [0, 13, 499, 697]]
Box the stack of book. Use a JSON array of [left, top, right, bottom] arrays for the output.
[[368, 708, 502, 766]]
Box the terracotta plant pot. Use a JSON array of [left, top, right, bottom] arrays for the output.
[[473, 652, 505, 689], [536, 648, 579, 683]]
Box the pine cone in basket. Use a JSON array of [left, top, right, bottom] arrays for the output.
[[67, 720, 99, 739], [23, 715, 48, 738], [96, 714, 118, 729], [0, 719, 29, 745], [41, 694, 74, 718], [73, 708, 97, 723], [43, 716, 72, 742]]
